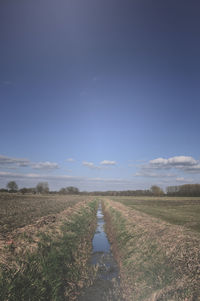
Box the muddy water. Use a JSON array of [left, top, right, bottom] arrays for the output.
[[78, 203, 122, 301]]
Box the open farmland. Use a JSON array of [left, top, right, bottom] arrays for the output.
[[0, 193, 90, 237], [103, 198, 200, 300], [110, 196, 200, 233], [1, 194, 200, 300], [0, 194, 98, 300]]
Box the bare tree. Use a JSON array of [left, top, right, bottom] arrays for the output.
[[167, 184, 200, 196], [59, 188, 67, 194], [59, 186, 79, 195], [150, 185, 164, 196], [66, 186, 79, 194], [36, 182, 49, 194], [7, 181, 18, 192]]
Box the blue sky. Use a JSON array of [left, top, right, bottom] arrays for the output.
[[1, 0, 200, 191]]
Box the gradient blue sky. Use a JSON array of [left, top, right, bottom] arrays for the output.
[[1, 0, 200, 191]]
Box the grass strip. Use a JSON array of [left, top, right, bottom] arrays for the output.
[[111, 196, 200, 233], [103, 199, 200, 301], [0, 200, 98, 301]]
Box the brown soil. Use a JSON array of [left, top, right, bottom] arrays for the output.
[[0, 200, 90, 268]]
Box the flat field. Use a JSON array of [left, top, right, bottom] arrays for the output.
[[0, 193, 88, 237], [0, 194, 97, 300], [103, 198, 200, 300], [110, 196, 200, 232]]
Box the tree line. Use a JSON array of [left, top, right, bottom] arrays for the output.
[[1, 182, 164, 196], [1, 181, 200, 196], [166, 184, 200, 196], [1, 181, 50, 194], [0, 181, 81, 195]]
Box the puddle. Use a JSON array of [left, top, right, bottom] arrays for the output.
[[78, 203, 122, 301]]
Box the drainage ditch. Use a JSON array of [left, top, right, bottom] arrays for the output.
[[78, 202, 122, 301]]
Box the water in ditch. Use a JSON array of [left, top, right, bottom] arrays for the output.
[[78, 203, 122, 301]]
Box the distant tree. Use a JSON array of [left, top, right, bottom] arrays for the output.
[[7, 181, 18, 192], [36, 182, 49, 194], [58, 186, 79, 195], [66, 186, 79, 194], [19, 187, 36, 194], [167, 184, 200, 196], [150, 185, 164, 196], [59, 188, 67, 194], [30, 187, 36, 194], [20, 187, 28, 194], [166, 185, 180, 195], [0, 188, 8, 193]]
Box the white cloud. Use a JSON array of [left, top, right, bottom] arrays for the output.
[[82, 160, 116, 169], [82, 161, 100, 169], [0, 171, 81, 181], [0, 154, 59, 171], [134, 171, 175, 178], [31, 162, 59, 170], [0, 155, 30, 167], [100, 160, 116, 166], [0, 171, 139, 191], [139, 156, 200, 173], [149, 158, 168, 166], [66, 158, 75, 162], [82, 161, 94, 168], [183, 164, 200, 173], [176, 177, 194, 183], [0, 171, 24, 178], [176, 177, 185, 182], [133, 155, 200, 186], [149, 156, 198, 168]]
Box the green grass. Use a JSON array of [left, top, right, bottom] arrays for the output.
[[111, 196, 200, 232], [0, 200, 98, 301]]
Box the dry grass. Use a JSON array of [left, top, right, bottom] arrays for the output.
[[0, 193, 90, 237], [110, 196, 200, 233], [103, 199, 200, 301], [0, 198, 98, 300]]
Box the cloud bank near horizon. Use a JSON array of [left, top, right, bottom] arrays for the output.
[[138, 156, 200, 174], [0, 171, 137, 191], [0, 154, 200, 191], [0, 155, 59, 170], [82, 160, 117, 169], [134, 156, 200, 185]]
